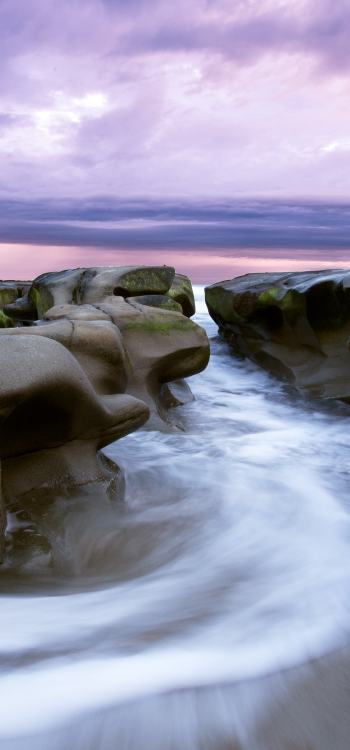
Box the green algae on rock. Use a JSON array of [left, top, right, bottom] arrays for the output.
[[167, 273, 196, 317], [0, 265, 209, 562], [205, 269, 350, 402], [4, 265, 198, 320], [126, 294, 183, 314]]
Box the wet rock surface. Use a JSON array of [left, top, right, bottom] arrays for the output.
[[0, 280, 31, 327], [167, 273, 196, 317], [0, 266, 209, 564], [205, 269, 350, 401]]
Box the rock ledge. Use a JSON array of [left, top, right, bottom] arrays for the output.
[[206, 269, 350, 401]]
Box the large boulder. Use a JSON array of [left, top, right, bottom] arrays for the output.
[[29, 268, 83, 317], [0, 335, 147, 460], [0, 334, 149, 559], [79, 265, 175, 304], [1, 294, 209, 418], [205, 269, 350, 401], [96, 296, 209, 415], [3, 266, 198, 321], [0, 265, 209, 562], [6, 312, 128, 396], [2, 266, 209, 418]]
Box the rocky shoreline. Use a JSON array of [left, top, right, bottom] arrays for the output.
[[2, 264, 350, 568], [0, 265, 209, 565], [206, 269, 350, 402]]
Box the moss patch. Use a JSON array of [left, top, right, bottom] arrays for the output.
[[123, 318, 195, 334], [0, 310, 14, 328], [205, 287, 243, 324], [116, 267, 175, 295], [29, 285, 54, 318], [29, 286, 41, 315], [0, 288, 18, 306], [258, 287, 280, 305]]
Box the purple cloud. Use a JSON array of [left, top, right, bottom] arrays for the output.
[[0, 197, 350, 256], [113, 0, 350, 72], [0, 0, 349, 212]]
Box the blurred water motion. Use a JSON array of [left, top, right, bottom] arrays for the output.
[[1, 288, 350, 748]]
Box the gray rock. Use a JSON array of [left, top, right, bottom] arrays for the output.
[[167, 273, 196, 317], [0, 265, 210, 563], [0, 281, 31, 308], [0, 334, 149, 558], [5, 266, 176, 321], [205, 269, 350, 401], [29, 268, 84, 317], [1, 281, 33, 324], [80, 265, 175, 303], [3, 294, 37, 322], [160, 380, 195, 409], [127, 294, 183, 313]]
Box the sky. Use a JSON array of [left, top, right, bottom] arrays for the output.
[[0, 0, 350, 281]]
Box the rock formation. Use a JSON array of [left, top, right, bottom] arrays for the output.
[[206, 269, 350, 401], [0, 280, 31, 327], [4, 266, 195, 321], [0, 265, 209, 564]]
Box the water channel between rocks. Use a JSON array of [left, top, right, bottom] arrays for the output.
[[1, 287, 350, 749]]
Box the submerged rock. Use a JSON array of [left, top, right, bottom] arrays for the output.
[[205, 269, 350, 401]]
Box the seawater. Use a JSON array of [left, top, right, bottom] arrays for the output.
[[1, 287, 350, 749]]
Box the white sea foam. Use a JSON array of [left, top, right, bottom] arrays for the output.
[[1, 287, 350, 748]]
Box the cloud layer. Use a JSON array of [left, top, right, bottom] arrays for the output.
[[1, 196, 349, 253], [0, 0, 350, 202]]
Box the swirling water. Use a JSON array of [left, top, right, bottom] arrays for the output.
[[1, 287, 350, 749]]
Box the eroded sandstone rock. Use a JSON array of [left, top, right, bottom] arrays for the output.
[[2, 299, 209, 418], [0, 280, 31, 326], [0, 280, 30, 308], [80, 265, 175, 304], [0, 334, 149, 561], [95, 296, 209, 416], [0, 265, 209, 562], [2, 267, 208, 416], [167, 273, 196, 317], [128, 294, 183, 313], [205, 269, 350, 401], [4, 266, 195, 320]]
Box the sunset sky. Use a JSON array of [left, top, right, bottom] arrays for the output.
[[1, 0, 350, 281]]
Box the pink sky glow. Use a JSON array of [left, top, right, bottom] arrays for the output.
[[2, 244, 350, 284]]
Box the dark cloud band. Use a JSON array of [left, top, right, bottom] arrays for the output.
[[0, 198, 349, 259]]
